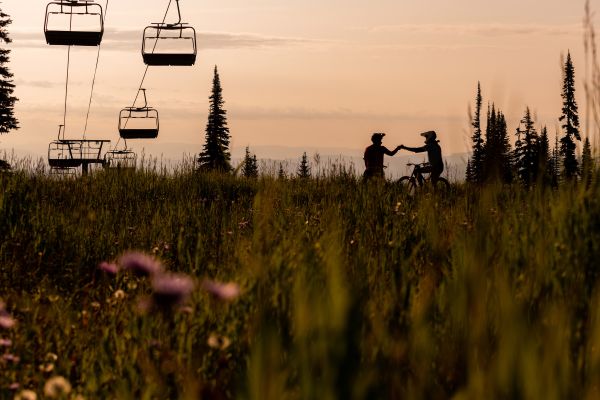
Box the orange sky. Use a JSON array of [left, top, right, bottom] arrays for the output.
[[0, 0, 595, 161]]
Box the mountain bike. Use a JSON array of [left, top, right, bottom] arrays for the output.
[[398, 163, 450, 194]]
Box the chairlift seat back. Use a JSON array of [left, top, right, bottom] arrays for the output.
[[45, 1, 104, 46], [119, 108, 159, 139], [105, 150, 137, 169], [142, 24, 197, 66]]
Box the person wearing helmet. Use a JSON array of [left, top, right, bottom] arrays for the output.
[[363, 133, 402, 180], [400, 131, 444, 184]]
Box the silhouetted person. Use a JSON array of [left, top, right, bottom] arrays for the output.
[[401, 131, 444, 184], [364, 133, 401, 180]]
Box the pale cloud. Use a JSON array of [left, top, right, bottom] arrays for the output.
[[10, 29, 317, 51], [368, 23, 582, 37]]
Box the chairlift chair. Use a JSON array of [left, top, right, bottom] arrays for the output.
[[45, 0, 104, 46], [104, 149, 137, 169], [119, 89, 159, 139], [142, 0, 197, 66], [48, 125, 110, 168]]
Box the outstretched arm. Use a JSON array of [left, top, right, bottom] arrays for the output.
[[383, 146, 402, 156], [401, 144, 427, 153]]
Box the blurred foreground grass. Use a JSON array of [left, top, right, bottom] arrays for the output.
[[1, 166, 600, 399]]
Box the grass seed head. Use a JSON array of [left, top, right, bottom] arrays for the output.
[[14, 390, 37, 400], [201, 280, 241, 302], [43, 376, 72, 399]]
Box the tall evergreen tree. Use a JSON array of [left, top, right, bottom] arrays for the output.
[[0, 7, 19, 134], [197, 66, 232, 172], [297, 152, 311, 178], [482, 105, 512, 183], [242, 146, 259, 178], [514, 107, 539, 186], [538, 126, 551, 185], [559, 52, 581, 179], [548, 131, 561, 187], [465, 159, 474, 183], [468, 83, 484, 184], [278, 163, 286, 179], [581, 136, 593, 182]]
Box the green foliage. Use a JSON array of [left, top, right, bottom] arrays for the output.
[[0, 7, 19, 135], [197, 66, 232, 173], [2, 166, 600, 398]]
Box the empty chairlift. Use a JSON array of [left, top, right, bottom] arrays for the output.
[[48, 125, 110, 169], [142, 0, 197, 66], [119, 89, 159, 139], [104, 149, 137, 170], [45, 0, 104, 46]]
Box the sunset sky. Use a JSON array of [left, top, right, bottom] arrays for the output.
[[0, 0, 595, 162]]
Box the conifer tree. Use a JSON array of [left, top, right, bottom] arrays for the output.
[[548, 131, 561, 187], [465, 159, 473, 183], [482, 105, 512, 183], [0, 7, 19, 135], [581, 136, 593, 182], [278, 163, 286, 179], [198, 66, 232, 172], [559, 52, 581, 179], [469, 83, 484, 184], [538, 126, 551, 185], [514, 107, 539, 186], [297, 152, 311, 178], [242, 146, 259, 178]]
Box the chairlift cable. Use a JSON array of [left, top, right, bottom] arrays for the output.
[[63, 45, 71, 140], [83, 0, 110, 140], [115, 0, 173, 150]]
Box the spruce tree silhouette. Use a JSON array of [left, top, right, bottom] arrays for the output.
[[514, 107, 539, 186], [0, 7, 18, 135], [198, 66, 232, 172], [297, 152, 311, 178], [242, 146, 259, 178], [581, 136, 593, 183], [278, 163, 286, 179], [468, 82, 484, 184], [559, 52, 581, 180], [482, 105, 512, 183], [538, 126, 551, 185]]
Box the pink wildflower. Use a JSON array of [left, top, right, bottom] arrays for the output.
[[98, 262, 119, 275], [0, 338, 12, 347], [0, 314, 15, 329], [119, 252, 163, 277], [151, 273, 195, 309]]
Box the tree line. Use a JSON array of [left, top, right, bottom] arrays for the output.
[[466, 52, 595, 186]]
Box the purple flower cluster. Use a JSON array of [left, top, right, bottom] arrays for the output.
[[98, 252, 242, 313]]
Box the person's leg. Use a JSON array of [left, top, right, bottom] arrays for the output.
[[417, 166, 432, 185]]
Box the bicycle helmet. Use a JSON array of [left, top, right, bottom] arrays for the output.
[[421, 131, 437, 141]]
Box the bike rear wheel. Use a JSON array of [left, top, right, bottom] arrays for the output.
[[434, 177, 451, 193], [398, 176, 417, 195]]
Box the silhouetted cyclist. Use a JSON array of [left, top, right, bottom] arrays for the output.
[[364, 133, 401, 180], [401, 131, 444, 184]]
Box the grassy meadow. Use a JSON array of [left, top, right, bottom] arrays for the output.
[[1, 165, 600, 399]]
